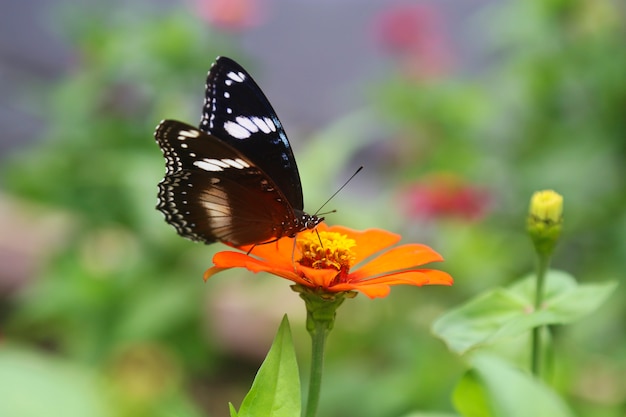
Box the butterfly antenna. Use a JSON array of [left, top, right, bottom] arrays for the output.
[[314, 166, 363, 216], [316, 209, 337, 217]]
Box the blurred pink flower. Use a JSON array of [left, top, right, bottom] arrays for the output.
[[401, 173, 490, 221], [372, 3, 454, 80], [195, 0, 267, 31]]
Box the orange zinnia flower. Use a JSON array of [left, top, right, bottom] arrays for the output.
[[204, 223, 453, 299]]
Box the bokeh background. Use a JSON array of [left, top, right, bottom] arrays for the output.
[[1, 0, 625, 416]]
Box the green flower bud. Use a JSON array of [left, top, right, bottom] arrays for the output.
[[527, 190, 563, 256]]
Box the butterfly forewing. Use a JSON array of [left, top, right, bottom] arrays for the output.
[[155, 120, 300, 246], [199, 56, 304, 210]]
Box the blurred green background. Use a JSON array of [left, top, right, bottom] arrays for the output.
[[0, 0, 624, 416]]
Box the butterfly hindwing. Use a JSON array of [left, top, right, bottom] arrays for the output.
[[155, 120, 296, 245], [199, 56, 304, 210]]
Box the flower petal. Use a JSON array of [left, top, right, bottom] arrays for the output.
[[297, 265, 341, 288], [240, 238, 296, 269], [324, 225, 401, 264], [207, 250, 307, 285], [211, 250, 256, 268], [331, 269, 453, 299], [356, 269, 454, 287], [330, 282, 392, 299], [350, 244, 444, 280], [203, 266, 230, 281]]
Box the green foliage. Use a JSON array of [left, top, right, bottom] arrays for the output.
[[235, 316, 301, 417], [0, 347, 110, 417], [1, 6, 236, 416], [453, 355, 574, 417], [433, 270, 617, 355], [4, 10, 233, 230]]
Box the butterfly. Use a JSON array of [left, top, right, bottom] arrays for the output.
[[154, 56, 323, 247]]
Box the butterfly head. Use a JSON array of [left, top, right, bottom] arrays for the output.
[[305, 214, 324, 231], [290, 210, 324, 237]]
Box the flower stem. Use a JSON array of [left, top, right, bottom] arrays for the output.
[[531, 253, 550, 377], [293, 286, 352, 417], [304, 319, 328, 417]]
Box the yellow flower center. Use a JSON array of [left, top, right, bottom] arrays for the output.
[[297, 231, 356, 273]]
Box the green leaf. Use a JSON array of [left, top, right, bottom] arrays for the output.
[[229, 403, 239, 417], [433, 270, 617, 354], [453, 371, 492, 417], [432, 288, 529, 354], [236, 315, 301, 417], [0, 346, 110, 417], [453, 354, 574, 417], [509, 271, 618, 324]]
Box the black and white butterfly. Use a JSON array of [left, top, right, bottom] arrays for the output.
[[155, 56, 323, 247]]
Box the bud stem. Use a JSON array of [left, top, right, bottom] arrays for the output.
[[531, 253, 551, 377]]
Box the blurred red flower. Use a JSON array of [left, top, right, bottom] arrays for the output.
[[195, 0, 267, 31], [372, 3, 454, 80], [402, 173, 490, 221]]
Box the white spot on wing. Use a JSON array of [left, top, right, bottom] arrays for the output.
[[193, 160, 220, 171], [227, 71, 246, 82], [193, 159, 224, 172], [264, 117, 276, 132], [236, 116, 259, 133], [178, 130, 200, 139], [235, 158, 250, 168], [209, 159, 230, 168], [224, 121, 251, 139], [251, 117, 272, 133], [193, 158, 250, 171], [222, 158, 250, 169]]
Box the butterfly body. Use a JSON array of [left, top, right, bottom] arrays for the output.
[[155, 57, 322, 247]]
